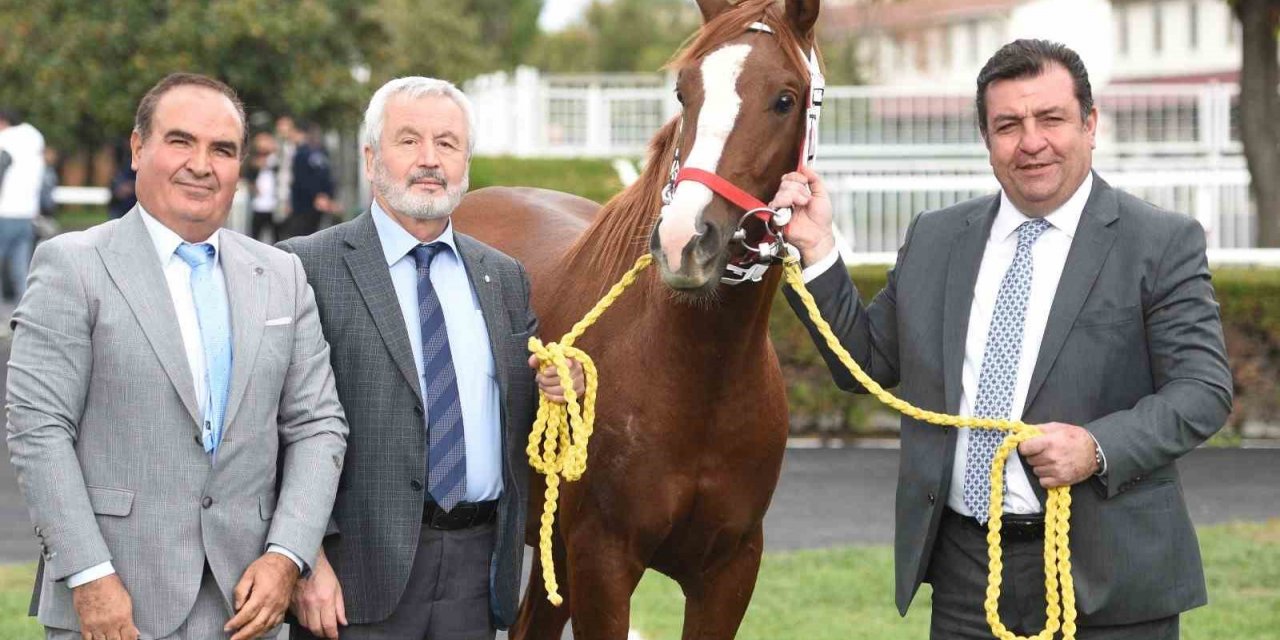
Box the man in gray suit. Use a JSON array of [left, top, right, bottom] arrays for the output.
[[6, 73, 348, 640], [281, 77, 580, 639], [773, 41, 1232, 638]]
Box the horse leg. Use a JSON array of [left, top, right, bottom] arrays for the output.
[[512, 545, 573, 640], [678, 525, 765, 640], [564, 522, 648, 640]]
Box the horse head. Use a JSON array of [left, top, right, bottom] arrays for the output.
[[649, 0, 821, 295]]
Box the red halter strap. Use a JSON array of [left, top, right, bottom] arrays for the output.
[[674, 168, 771, 215]]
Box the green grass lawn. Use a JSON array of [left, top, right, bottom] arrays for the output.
[[1, 520, 1275, 639], [630, 519, 1280, 640]]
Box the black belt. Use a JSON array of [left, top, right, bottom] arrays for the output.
[[943, 507, 1044, 541], [422, 500, 498, 530]]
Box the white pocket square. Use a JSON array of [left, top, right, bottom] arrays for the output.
[[265, 317, 293, 327]]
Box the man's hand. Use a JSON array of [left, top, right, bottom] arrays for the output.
[[1018, 422, 1100, 488], [529, 355, 585, 403], [290, 549, 346, 639], [224, 552, 301, 640], [72, 574, 139, 640], [769, 165, 836, 266]]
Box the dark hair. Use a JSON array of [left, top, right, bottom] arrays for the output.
[[134, 73, 247, 147], [0, 108, 21, 126], [975, 39, 1093, 137]]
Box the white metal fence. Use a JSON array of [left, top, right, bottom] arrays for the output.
[[465, 68, 1261, 251]]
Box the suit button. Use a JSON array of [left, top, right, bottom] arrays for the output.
[[410, 479, 423, 491], [201, 496, 214, 509], [413, 405, 424, 416], [927, 493, 936, 505]]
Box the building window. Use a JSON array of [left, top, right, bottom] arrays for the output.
[[1117, 4, 1129, 56], [1153, 1, 1164, 54], [1188, 1, 1198, 50]]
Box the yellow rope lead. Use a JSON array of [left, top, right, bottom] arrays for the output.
[[526, 253, 1076, 640], [526, 254, 653, 606], [781, 258, 1076, 640]]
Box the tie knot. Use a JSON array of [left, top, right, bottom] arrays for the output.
[[175, 242, 216, 268], [1016, 219, 1052, 248], [412, 243, 446, 269]]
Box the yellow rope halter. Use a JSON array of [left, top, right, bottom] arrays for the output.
[[525, 253, 1077, 640]]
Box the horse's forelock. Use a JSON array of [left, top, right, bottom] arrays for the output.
[[669, 0, 815, 81]]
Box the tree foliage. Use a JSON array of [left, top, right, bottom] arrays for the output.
[[0, 0, 543, 152], [0, 0, 381, 150], [530, 0, 701, 73]]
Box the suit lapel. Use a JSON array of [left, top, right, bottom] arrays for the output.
[[1023, 176, 1119, 414], [98, 209, 202, 428], [220, 233, 268, 429], [343, 213, 424, 405], [942, 197, 999, 414]]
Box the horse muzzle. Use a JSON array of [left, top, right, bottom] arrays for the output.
[[648, 221, 729, 292]]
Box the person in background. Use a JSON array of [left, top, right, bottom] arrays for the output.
[[0, 107, 45, 302], [245, 130, 281, 242], [277, 121, 333, 240], [107, 139, 138, 220], [774, 39, 1231, 639]]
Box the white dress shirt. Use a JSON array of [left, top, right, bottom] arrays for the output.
[[802, 173, 1099, 516], [68, 208, 302, 588], [372, 202, 504, 502], [947, 173, 1093, 516]]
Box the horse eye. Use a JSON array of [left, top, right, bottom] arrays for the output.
[[675, 90, 685, 105], [773, 94, 796, 115]]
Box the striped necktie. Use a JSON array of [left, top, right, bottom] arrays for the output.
[[413, 243, 467, 511]]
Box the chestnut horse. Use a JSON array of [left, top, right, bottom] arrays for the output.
[[452, 1, 822, 637]]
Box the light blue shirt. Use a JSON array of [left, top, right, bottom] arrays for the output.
[[372, 202, 504, 502]]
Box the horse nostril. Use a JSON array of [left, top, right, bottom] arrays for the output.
[[693, 224, 722, 263]]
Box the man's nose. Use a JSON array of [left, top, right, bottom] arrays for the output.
[[1018, 121, 1049, 155], [417, 142, 440, 168]]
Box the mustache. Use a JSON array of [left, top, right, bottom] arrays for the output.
[[407, 168, 448, 186]]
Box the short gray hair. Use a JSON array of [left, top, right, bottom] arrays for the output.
[[363, 77, 477, 156]]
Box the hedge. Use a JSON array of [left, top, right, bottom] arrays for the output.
[[771, 265, 1280, 436]]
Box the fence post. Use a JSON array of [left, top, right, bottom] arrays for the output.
[[514, 67, 542, 158]]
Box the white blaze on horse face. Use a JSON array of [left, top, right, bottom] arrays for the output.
[[657, 43, 751, 271]]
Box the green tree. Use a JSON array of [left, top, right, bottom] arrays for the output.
[[0, 0, 378, 151], [365, 0, 499, 84], [1231, 0, 1280, 247], [466, 0, 545, 70], [531, 0, 701, 73]]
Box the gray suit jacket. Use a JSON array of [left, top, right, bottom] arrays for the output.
[[279, 212, 536, 629], [6, 209, 348, 637], [785, 175, 1232, 625]]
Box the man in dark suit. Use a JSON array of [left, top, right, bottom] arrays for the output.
[[277, 122, 334, 240], [281, 76, 581, 639], [773, 40, 1232, 639]]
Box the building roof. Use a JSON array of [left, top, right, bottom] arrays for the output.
[[823, 0, 1025, 33]]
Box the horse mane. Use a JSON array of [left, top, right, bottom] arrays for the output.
[[561, 0, 817, 288]]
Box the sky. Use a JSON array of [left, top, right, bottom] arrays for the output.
[[538, 0, 593, 32]]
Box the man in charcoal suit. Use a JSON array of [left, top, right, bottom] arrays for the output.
[[773, 40, 1232, 638], [7, 73, 348, 640], [281, 76, 581, 639]]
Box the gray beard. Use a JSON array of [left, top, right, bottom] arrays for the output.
[[373, 163, 468, 220]]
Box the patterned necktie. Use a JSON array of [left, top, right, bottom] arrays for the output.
[[413, 243, 467, 512], [175, 242, 232, 456], [963, 218, 1052, 523]]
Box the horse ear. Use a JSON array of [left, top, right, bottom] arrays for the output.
[[785, 0, 821, 41], [695, 0, 734, 24]]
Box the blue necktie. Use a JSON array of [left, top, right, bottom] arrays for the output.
[[963, 219, 1052, 523], [413, 243, 467, 512], [175, 242, 232, 456]]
